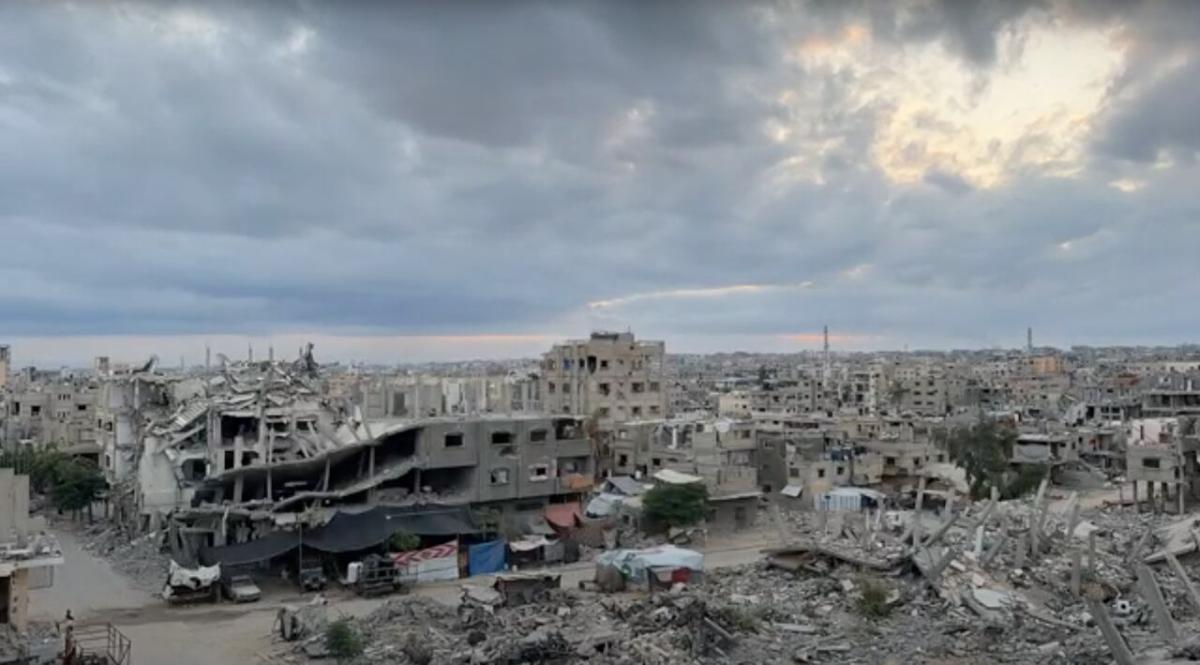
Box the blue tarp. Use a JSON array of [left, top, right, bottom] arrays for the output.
[[468, 539, 507, 576]]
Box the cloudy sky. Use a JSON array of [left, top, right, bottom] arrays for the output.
[[2, 1, 1198, 366]]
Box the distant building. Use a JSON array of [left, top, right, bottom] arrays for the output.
[[0, 345, 9, 390], [540, 332, 666, 425]]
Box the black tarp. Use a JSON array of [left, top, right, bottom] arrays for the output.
[[199, 531, 297, 566], [200, 504, 478, 565]]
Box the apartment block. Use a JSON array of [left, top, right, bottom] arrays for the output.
[[540, 331, 666, 425]]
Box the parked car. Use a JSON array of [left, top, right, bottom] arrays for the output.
[[222, 574, 262, 603]]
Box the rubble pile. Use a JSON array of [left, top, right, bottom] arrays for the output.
[[270, 490, 1200, 664], [80, 523, 170, 595]]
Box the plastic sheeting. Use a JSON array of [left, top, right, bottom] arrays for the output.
[[166, 560, 220, 590], [594, 545, 703, 584], [394, 540, 459, 583], [200, 504, 479, 565], [468, 540, 507, 576]]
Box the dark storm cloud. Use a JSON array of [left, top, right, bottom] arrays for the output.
[[0, 0, 1198, 354]]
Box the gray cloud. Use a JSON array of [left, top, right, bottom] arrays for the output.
[[0, 1, 1198, 360]]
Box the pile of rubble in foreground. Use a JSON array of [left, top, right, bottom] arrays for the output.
[[274, 486, 1200, 664]]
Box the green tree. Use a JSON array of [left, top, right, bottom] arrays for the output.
[[388, 530, 420, 552], [642, 482, 708, 531], [325, 618, 364, 663], [50, 458, 106, 520], [946, 419, 1031, 500]]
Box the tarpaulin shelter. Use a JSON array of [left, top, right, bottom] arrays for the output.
[[544, 502, 582, 530], [199, 504, 478, 566], [594, 545, 703, 586], [394, 540, 459, 583], [468, 539, 507, 576]]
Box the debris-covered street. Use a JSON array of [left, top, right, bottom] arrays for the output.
[[33, 485, 1200, 665]]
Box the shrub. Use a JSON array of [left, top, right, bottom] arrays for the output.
[[325, 618, 364, 662], [389, 531, 420, 552], [854, 577, 892, 618], [642, 482, 708, 531]]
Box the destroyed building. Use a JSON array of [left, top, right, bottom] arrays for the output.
[[2, 379, 98, 454], [540, 331, 666, 425], [0, 469, 62, 633], [123, 355, 596, 558]]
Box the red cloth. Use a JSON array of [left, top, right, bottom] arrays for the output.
[[543, 502, 582, 529]]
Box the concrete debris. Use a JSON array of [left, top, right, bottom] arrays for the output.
[[79, 523, 169, 595], [265, 494, 1200, 664]]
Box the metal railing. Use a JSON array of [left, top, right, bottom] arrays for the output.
[[72, 624, 131, 665]]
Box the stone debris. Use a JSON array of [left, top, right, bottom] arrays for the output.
[[256, 492, 1200, 664], [79, 522, 170, 595]]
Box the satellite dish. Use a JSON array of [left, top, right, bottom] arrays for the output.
[[715, 419, 731, 434]]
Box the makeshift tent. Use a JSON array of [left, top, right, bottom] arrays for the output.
[[594, 545, 703, 585], [816, 487, 887, 512], [468, 539, 507, 576], [200, 504, 478, 566], [652, 469, 704, 485], [544, 502, 582, 530], [603, 476, 649, 496], [394, 540, 459, 583]]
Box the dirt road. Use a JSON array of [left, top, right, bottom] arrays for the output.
[[29, 529, 774, 665]]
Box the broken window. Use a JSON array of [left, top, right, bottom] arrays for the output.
[[491, 431, 513, 445], [598, 383, 610, 396], [631, 407, 642, 417], [1143, 458, 1162, 469], [598, 407, 610, 418], [76, 404, 87, 412], [836, 466, 845, 476], [600, 359, 609, 370], [498, 446, 517, 458], [562, 383, 571, 394], [649, 382, 661, 392], [618, 454, 629, 466], [490, 468, 510, 485], [529, 429, 548, 443], [789, 467, 799, 478], [632, 382, 645, 393], [30, 405, 40, 416], [445, 433, 464, 448], [529, 464, 550, 482], [182, 459, 207, 481], [818, 468, 826, 478], [651, 457, 661, 467], [648, 405, 660, 415], [10, 402, 18, 415], [913, 457, 922, 467], [547, 382, 556, 394]]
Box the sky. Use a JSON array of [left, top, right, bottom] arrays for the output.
[[1, 1, 1199, 367]]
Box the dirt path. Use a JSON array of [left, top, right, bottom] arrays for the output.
[[28, 528, 152, 620], [29, 527, 773, 665]]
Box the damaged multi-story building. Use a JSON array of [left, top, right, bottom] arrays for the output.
[[120, 353, 595, 560], [540, 331, 666, 425]]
